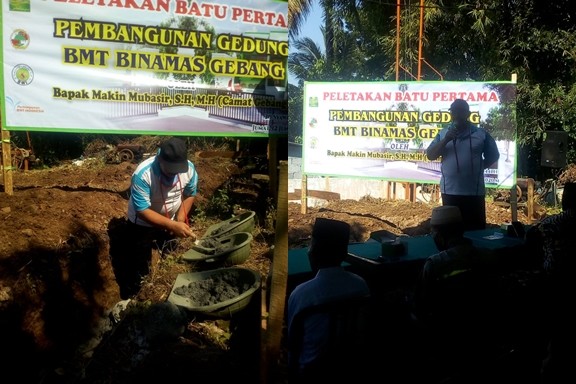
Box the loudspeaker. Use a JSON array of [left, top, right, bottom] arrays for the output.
[[541, 131, 567, 168]]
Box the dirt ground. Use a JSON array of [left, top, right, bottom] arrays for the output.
[[0, 137, 279, 383], [2, 137, 575, 384], [288, 196, 529, 246], [288, 161, 576, 246]]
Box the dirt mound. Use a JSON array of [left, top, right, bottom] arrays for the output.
[[0, 146, 276, 383]]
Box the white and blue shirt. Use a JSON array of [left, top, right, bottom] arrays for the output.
[[127, 155, 198, 226], [429, 122, 500, 196]]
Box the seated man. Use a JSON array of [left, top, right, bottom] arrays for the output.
[[287, 218, 371, 382], [411, 206, 503, 378], [412, 205, 498, 321], [527, 182, 576, 273], [528, 182, 576, 383]]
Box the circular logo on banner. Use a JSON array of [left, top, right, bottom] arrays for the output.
[[12, 64, 34, 85], [10, 29, 30, 49]]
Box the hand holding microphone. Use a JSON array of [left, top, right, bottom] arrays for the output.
[[445, 125, 461, 142]]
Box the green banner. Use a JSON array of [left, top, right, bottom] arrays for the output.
[[1, 0, 288, 137]]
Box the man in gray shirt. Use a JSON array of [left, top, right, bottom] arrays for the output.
[[426, 99, 500, 231]]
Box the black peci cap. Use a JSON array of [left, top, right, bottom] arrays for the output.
[[449, 99, 470, 113], [159, 138, 189, 174], [312, 218, 350, 248]]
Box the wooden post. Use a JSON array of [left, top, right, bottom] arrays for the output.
[[1, 127, 14, 195], [402, 183, 409, 201], [510, 184, 518, 222], [268, 138, 278, 201], [527, 178, 535, 222], [261, 160, 288, 384], [381, 180, 387, 199], [301, 174, 308, 214], [407, 183, 416, 202]]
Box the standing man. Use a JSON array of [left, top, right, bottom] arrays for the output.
[[115, 137, 198, 299], [426, 99, 500, 231]]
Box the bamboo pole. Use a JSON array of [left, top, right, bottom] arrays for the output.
[[261, 160, 288, 384], [301, 174, 308, 214], [1, 126, 14, 195], [417, 0, 425, 80], [527, 178, 534, 222]]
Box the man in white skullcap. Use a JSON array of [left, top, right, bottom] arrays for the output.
[[411, 206, 500, 378], [412, 205, 496, 321]]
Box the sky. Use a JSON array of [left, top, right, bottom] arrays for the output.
[[288, 0, 324, 85], [299, 1, 325, 50]]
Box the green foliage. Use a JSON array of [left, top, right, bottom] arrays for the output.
[[289, 0, 576, 179], [481, 85, 517, 142], [191, 203, 208, 224], [192, 188, 235, 225], [289, 0, 315, 39], [288, 37, 327, 84], [205, 188, 233, 218], [288, 83, 303, 143]]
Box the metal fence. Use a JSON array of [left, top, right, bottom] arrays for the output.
[[103, 86, 286, 126], [417, 161, 442, 173]]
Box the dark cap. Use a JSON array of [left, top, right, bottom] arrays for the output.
[[449, 99, 470, 113], [312, 218, 350, 248], [159, 138, 188, 174]]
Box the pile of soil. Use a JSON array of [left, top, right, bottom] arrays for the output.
[[0, 137, 278, 383]]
